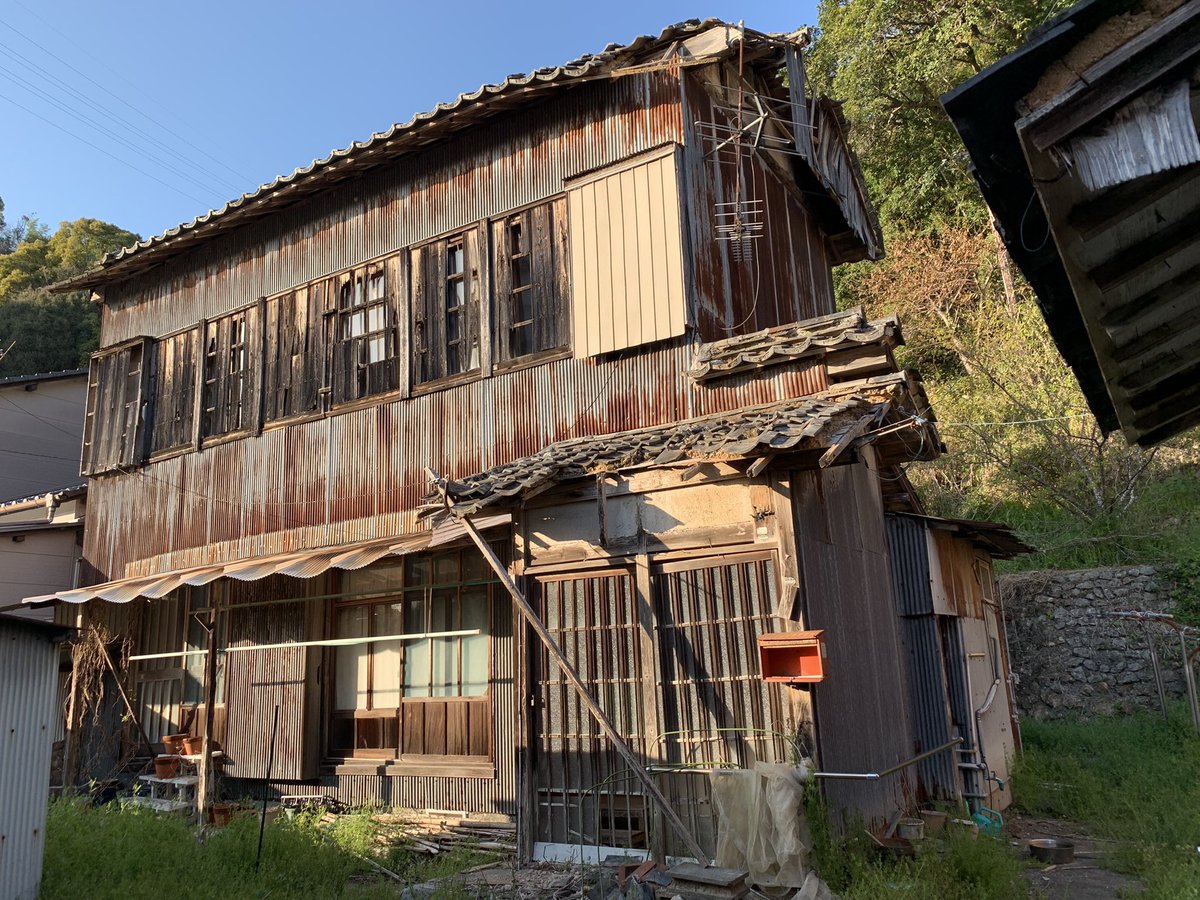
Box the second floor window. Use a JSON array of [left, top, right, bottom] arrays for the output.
[[413, 229, 480, 386], [333, 264, 397, 404], [202, 308, 253, 438], [492, 199, 569, 366]]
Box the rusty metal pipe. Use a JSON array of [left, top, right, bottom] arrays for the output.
[[809, 738, 963, 781]]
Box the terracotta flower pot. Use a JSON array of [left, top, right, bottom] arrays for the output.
[[182, 736, 204, 755], [162, 734, 188, 754], [154, 755, 180, 779], [208, 802, 234, 827]]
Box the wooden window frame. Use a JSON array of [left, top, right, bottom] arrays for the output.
[[81, 336, 152, 476], [492, 198, 570, 371], [332, 263, 399, 406], [326, 551, 495, 765], [412, 228, 482, 389], [200, 306, 257, 441]]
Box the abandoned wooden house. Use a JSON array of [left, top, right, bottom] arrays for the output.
[[34, 20, 1027, 861]]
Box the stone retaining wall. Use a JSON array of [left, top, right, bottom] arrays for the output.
[[999, 565, 1189, 720]]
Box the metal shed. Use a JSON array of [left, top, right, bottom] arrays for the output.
[[0, 614, 70, 900]]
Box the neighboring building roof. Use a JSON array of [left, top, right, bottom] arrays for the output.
[[687, 307, 901, 382], [434, 377, 942, 516], [942, 0, 1200, 445], [0, 613, 73, 639], [0, 484, 87, 511], [0, 369, 87, 387], [58, 19, 853, 294], [896, 513, 1034, 560]]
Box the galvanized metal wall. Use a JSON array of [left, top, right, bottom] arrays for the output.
[[0, 620, 63, 900], [791, 462, 916, 826], [101, 75, 685, 344], [223, 575, 314, 781], [884, 516, 960, 800]]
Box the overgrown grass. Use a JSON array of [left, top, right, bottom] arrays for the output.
[[42, 801, 483, 899], [977, 467, 1200, 574], [804, 785, 1028, 900], [1013, 704, 1200, 898]]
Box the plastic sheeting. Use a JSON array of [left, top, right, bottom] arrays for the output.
[[710, 761, 814, 889]]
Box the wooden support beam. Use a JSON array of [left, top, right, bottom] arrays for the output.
[[819, 412, 878, 469], [96, 635, 155, 757], [427, 468, 709, 864], [197, 589, 220, 818]]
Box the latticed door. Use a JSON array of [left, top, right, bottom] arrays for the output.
[[532, 568, 651, 850]]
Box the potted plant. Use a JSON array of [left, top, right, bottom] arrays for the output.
[[162, 734, 188, 754], [208, 802, 234, 826], [154, 755, 181, 779]]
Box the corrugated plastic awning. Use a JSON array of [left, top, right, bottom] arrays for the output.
[[23, 514, 510, 606]]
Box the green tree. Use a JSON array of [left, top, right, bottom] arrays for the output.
[[809, 0, 1200, 567], [0, 205, 138, 376]]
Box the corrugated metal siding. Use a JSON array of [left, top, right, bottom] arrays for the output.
[[792, 463, 916, 826], [101, 75, 685, 344], [680, 71, 836, 340], [223, 576, 313, 780], [886, 516, 933, 617], [884, 516, 959, 800], [86, 341, 832, 580], [0, 621, 62, 900], [567, 148, 687, 357]]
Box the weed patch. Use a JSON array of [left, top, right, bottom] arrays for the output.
[[41, 800, 483, 899], [1014, 705, 1200, 898]]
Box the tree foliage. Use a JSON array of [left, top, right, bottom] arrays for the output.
[[0, 202, 138, 377], [810, 0, 1200, 567], [808, 0, 1072, 233]]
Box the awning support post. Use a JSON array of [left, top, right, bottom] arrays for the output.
[[426, 468, 709, 864], [197, 591, 220, 819]]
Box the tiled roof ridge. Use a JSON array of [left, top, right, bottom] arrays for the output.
[[687, 307, 903, 381], [58, 18, 737, 292]]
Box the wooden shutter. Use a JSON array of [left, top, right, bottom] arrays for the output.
[[81, 338, 151, 475], [566, 146, 688, 357]]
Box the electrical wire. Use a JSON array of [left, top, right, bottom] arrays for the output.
[[0, 90, 213, 206], [0, 39, 244, 197], [0, 62, 229, 201], [1, 10, 255, 186]]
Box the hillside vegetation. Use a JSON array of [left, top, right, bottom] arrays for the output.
[[809, 0, 1200, 571]]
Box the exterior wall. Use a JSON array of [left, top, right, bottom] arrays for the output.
[[0, 618, 65, 900], [83, 67, 841, 583], [681, 68, 836, 340], [790, 458, 916, 826], [1001, 565, 1184, 719], [0, 375, 86, 500], [85, 348, 829, 580], [0, 527, 80, 610]]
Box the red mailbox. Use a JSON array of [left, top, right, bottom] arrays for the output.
[[758, 630, 827, 683]]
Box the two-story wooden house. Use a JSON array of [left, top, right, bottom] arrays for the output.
[[35, 20, 1025, 862]]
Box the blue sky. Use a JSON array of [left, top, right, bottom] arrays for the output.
[[0, 0, 817, 242]]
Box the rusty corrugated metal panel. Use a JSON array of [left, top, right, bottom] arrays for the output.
[[100, 76, 685, 345], [884, 515, 960, 800], [792, 463, 916, 826], [0, 618, 66, 900], [83, 342, 870, 580], [680, 72, 837, 340], [222, 576, 312, 781]]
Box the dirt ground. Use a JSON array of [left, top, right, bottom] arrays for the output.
[[1008, 814, 1143, 900]]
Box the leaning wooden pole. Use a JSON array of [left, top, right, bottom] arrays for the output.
[[426, 468, 708, 863]]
